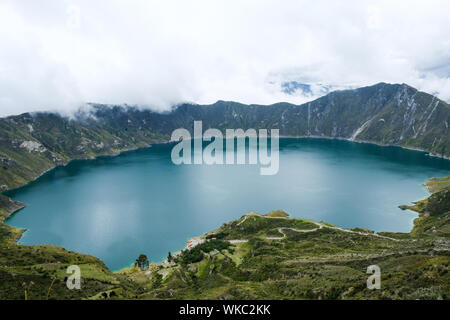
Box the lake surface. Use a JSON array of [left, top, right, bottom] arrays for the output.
[[6, 138, 450, 271]]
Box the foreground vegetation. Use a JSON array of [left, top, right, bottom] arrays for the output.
[[0, 175, 449, 299], [119, 176, 450, 300]]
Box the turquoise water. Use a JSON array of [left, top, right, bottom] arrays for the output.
[[5, 138, 450, 271]]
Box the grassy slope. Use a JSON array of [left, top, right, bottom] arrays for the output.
[[0, 193, 143, 300], [426, 176, 450, 193], [131, 195, 450, 300], [401, 176, 450, 237]]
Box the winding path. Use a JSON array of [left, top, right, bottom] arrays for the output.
[[233, 214, 399, 242], [266, 224, 323, 240]]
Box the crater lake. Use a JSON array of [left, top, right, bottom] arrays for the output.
[[6, 138, 450, 271]]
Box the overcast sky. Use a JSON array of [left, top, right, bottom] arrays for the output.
[[1, 0, 449, 116]]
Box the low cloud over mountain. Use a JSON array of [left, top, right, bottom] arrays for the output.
[[1, 0, 450, 116]]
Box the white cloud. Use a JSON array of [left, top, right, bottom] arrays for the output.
[[0, 0, 449, 116]]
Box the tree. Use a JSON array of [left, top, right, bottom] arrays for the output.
[[167, 251, 173, 263], [135, 254, 149, 270]]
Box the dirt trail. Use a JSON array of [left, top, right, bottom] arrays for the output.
[[236, 213, 399, 242], [266, 224, 323, 240], [321, 223, 398, 241]]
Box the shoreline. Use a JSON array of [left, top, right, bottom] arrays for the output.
[[3, 134, 449, 199], [2, 135, 449, 272], [4, 134, 447, 224], [279, 135, 450, 160]]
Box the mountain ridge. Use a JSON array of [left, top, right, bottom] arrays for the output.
[[1, 82, 449, 193]]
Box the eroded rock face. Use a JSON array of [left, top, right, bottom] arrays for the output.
[[19, 141, 47, 153]]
